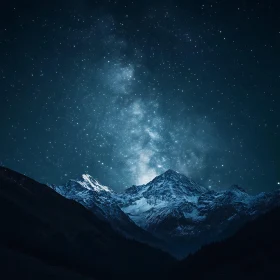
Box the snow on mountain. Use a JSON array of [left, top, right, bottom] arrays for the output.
[[49, 175, 164, 248], [49, 169, 280, 258], [79, 174, 112, 192]]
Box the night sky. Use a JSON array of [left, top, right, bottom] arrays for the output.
[[0, 0, 279, 193]]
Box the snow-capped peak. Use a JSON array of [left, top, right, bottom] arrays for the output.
[[147, 169, 207, 195], [78, 174, 113, 193], [161, 169, 181, 179], [165, 169, 180, 174], [230, 184, 247, 193], [153, 169, 196, 184]]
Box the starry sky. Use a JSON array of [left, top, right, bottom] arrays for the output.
[[0, 0, 279, 193]]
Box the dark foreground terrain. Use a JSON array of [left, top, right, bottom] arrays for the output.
[[170, 205, 280, 280], [0, 166, 280, 280], [0, 167, 172, 280]]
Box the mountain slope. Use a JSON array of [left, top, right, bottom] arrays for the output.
[[50, 174, 164, 248], [0, 167, 173, 280], [169, 205, 280, 280]]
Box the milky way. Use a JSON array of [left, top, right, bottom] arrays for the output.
[[74, 17, 223, 188], [0, 1, 279, 192], [98, 61, 220, 186]]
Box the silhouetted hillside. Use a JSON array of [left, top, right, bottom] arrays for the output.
[[169, 205, 280, 280], [0, 167, 173, 280]]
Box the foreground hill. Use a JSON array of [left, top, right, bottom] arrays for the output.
[[0, 167, 173, 280], [169, 206, 280, 280]]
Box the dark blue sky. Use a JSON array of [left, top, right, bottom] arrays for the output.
[[0, 0, 279, 192]]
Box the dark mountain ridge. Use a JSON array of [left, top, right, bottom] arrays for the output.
[[169, 205, 280, 280], [0, 166, 173, 280]]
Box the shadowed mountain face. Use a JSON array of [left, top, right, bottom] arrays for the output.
[[169, 206, 280, 280], [50, 169, 280, 258], [0, 167, 173, 280]]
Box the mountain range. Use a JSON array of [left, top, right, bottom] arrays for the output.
[[50, 169, 280, 258], [1, 166, 280, 279]]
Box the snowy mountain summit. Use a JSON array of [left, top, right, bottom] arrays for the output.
[[140, 169, 208, 198], [50, 169, 280, 258]]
